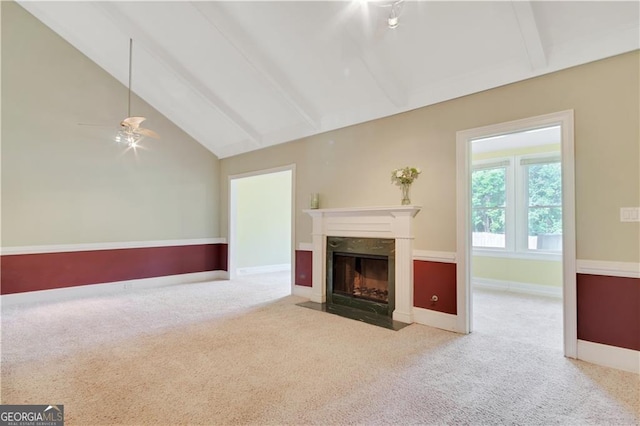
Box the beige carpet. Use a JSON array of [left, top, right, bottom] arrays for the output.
[[1, 272, 638, 425]]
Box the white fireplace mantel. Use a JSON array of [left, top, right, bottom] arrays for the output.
[[304, 205, 421, 324]]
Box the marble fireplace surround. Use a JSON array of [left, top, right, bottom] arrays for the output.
[[304, 206, 421, 324]]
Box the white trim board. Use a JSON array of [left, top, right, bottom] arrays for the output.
[[1, 238, 227, 255], [473, 278, 562, 298], [228, 164, 296, 181], [236, 263, 291, 276], [576, 260, 640, 279], [577, 340, 639, 374], [413, 250, 456, 263], [292, 285, 313, 299], [0, 271, 228, 307], [412, 307, 458, 332]]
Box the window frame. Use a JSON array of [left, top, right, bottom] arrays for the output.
[[516, 153, 563, 254], [471, 157, 514, 252], [472, 152, 562, 261]]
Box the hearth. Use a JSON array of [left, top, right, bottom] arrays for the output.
[[326, 236, 395, 322]]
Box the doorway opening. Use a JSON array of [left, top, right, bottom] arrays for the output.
[[229, 166, 295, 292], [456, 111, 576, 358], [470, 125, 564, 350]]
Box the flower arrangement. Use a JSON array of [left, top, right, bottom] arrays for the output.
[[391, 166, 421, 186], [391, 166, 421, 205]]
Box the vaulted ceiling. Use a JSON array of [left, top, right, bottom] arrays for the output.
[[18, 1, 640, 158]]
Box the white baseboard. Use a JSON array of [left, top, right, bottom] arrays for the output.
[[473, 277, 562, 298], [577, 340, 639, 374], [236, 263, 291, 276], [412, 307, 458, 332], [292, 285, 313, 299], [1, 271, 227, 307], [392, 310, 413, 324]]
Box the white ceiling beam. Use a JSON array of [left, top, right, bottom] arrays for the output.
[[97, 2, 263, 147], [191, 1, 320, 131], [511, 1, 547, 70]]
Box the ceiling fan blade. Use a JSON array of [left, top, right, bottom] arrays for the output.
[[77, 123, 111, 127], [122, 116, 146, 128], [135, 127, 160, 139]]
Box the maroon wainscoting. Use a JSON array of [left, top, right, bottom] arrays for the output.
[[0, 243, 228, 295], [414, 260, 457, 314], [577, 273, 640, 351], [295, 250, 312, 287]]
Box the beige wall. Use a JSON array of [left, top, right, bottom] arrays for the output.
[[221, 51, 640, 263], [1, 2, 220, 246]]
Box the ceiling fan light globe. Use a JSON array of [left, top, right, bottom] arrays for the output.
[[116, 129, 143, 147]]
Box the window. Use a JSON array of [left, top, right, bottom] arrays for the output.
[[472, 153, 562, 255], [472, 164, 507, 248], [523, 159, 562, 251]]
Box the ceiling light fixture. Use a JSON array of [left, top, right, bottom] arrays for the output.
[[382, 0, 404, 29], [114, 129, 143, 148]]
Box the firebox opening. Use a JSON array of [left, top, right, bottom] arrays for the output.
[[325, 236, 396, 322], [333, 254, 389, 304]]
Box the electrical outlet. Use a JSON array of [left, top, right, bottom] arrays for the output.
[[620, 207, 640, 222]]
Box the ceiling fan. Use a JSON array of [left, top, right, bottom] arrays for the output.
[[114, 38, 159, 147]]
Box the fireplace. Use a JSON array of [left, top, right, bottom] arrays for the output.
[[326, 236, 395, 321], [304, 206, 421, 325]]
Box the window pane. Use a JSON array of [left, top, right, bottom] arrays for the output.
[[528, 163, 562, 206], [472, 167, 506, 248], [472, 168, 506, 208], [472, 208, 505, 248], [527, 162, 562, 251], [528, 207, 562, 250]]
